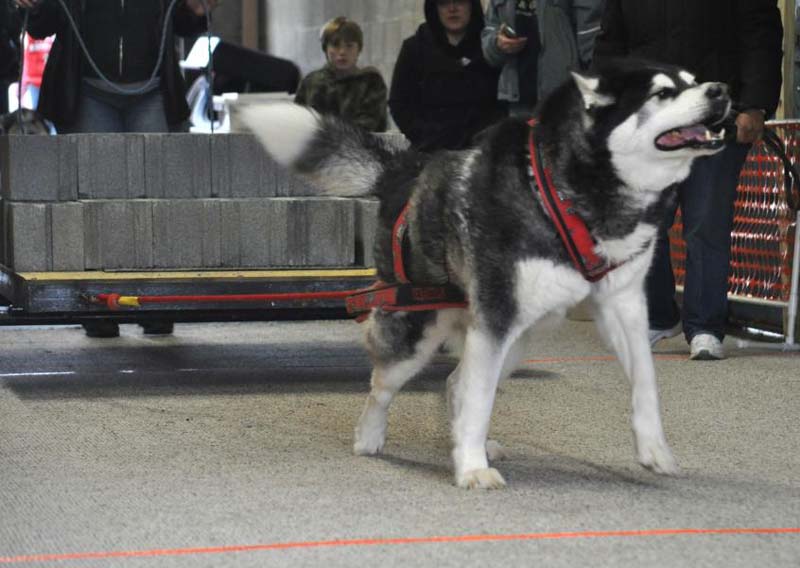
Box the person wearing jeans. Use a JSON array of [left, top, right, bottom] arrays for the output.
[[594, 0, 783, 360], [646, 142, 753, 355], [15, 0, 216, 337]]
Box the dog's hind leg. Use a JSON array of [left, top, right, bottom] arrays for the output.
[[592, 289, 679, 475], [354, 310, 460, 456], [448, 325, 515, 489]]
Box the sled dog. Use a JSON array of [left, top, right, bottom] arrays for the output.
[[237, 60, 731, 489]]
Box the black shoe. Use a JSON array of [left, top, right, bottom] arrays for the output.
[[82, 321, 120, 338], [140, 321, 174, 336]]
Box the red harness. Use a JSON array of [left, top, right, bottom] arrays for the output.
[[527, 119, 613, 282], [346, 120, 615, 319], [345, 201, 467, 320]]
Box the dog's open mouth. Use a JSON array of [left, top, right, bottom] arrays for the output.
[[655, 123, 726, 151]]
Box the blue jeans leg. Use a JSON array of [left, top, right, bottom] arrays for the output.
[[59, 90, 125, 133], [56, 87, 169, 133], [647, 143, 751, 342], [646, 193, 681, 331], [123, 90, 169, 133]]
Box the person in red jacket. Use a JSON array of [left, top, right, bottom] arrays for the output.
[[20, 33, 53, 109], [594, 0, 783, 360]]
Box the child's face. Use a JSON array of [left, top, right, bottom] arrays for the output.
[[326, 39, 360, 72]]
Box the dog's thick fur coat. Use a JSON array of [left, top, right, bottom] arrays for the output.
[[238, 61, 731, 488]]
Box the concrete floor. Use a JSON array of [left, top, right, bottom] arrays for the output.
[[1, 319, 798, 567]]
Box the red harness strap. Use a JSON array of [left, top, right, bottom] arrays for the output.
[[392, 201, 413, 283], [347, 201, 468, 320], [345, 281, 467, 320], [527, 119, 613, 282]]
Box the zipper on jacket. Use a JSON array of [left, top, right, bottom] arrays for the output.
[[118, 0, 125, 77]]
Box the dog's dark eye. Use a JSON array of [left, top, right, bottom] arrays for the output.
[[652, 88, 675, 100]]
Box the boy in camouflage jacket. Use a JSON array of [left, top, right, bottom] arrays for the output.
[[295, 17, 387, 132]]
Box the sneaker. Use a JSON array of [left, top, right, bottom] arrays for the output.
[[648, 322, 682, 347], [689, 333, 725, 360]]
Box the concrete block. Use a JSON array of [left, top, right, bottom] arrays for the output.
[[219, 200, 243, 267], [279, 171, 320, 197], [143, 134, 212, 199], [220, 199, 288, 268], [285, 198, 355, 266], [0, 135, 78, 202], [6, 203, 49, 271], [219, 198, 353, 267], [354, 198, 379, 267], [211, 134, 278, 198], [152, 200, 222, 268], [84, 200, 153, 270], [77, 134, 145, 199], [201, 200, 222, 267], [50, 202, 85, 271], [238, 199, 289, 267]]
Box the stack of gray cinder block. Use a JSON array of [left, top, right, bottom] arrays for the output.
[[0, 131, 409, 272]]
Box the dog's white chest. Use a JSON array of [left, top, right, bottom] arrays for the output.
[[595, 223, 658, 265], [513, 259, 591, 322]]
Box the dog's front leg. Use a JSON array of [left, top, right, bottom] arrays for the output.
[[449, 327, 508, 489], [594, 290, 679, 475]]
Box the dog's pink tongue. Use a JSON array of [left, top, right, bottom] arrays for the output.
[[678, 125, 709, 141], [658, 125, 708, 147]]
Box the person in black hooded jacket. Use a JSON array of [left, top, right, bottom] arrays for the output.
[[389, 0, 504, 152], [14, 0, 213, 132], [0, 0, 21, 113]]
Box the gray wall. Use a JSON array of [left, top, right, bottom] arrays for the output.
[[264, 1, 426, 85]]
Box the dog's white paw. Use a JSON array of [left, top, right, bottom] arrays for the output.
[[353, 430, 385, 456], [637, 438, 679, 475], [456, 468, 507, 490], [486, 439, 508, 461], [353, 424, 386, 456], [353, 400, 388, 456]]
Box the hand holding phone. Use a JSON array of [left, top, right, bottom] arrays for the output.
[[500, 24, 518, 38], [497, 23, 527, 54]]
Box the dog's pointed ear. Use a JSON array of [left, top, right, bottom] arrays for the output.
[[571, 72, 615, 110]]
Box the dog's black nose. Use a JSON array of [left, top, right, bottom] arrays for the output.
[[705, 83, 727, 100]]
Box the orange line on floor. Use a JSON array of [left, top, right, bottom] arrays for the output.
[[524, 351, 800, 364], [1, 528, 798, 564], [524, 355, 687, 364]]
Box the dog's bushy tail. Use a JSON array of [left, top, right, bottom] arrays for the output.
[[235, 103, 397, 197]]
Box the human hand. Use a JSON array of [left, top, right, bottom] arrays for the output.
[[735, 109, 766, 144], [496, 26, 527, 55], [14, 0, 42, 9], [185, 0, 217, 16]]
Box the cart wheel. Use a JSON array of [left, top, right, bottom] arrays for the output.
[[82, 321, 120, 338], [140, 321, 174, 336]]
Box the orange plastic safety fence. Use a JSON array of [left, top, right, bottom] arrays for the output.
[[669, 122, 799, 303]]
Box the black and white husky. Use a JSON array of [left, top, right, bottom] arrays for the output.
[[238, 60, 730, 489]]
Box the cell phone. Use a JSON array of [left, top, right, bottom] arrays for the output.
[[500, 24, 518, 39]]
